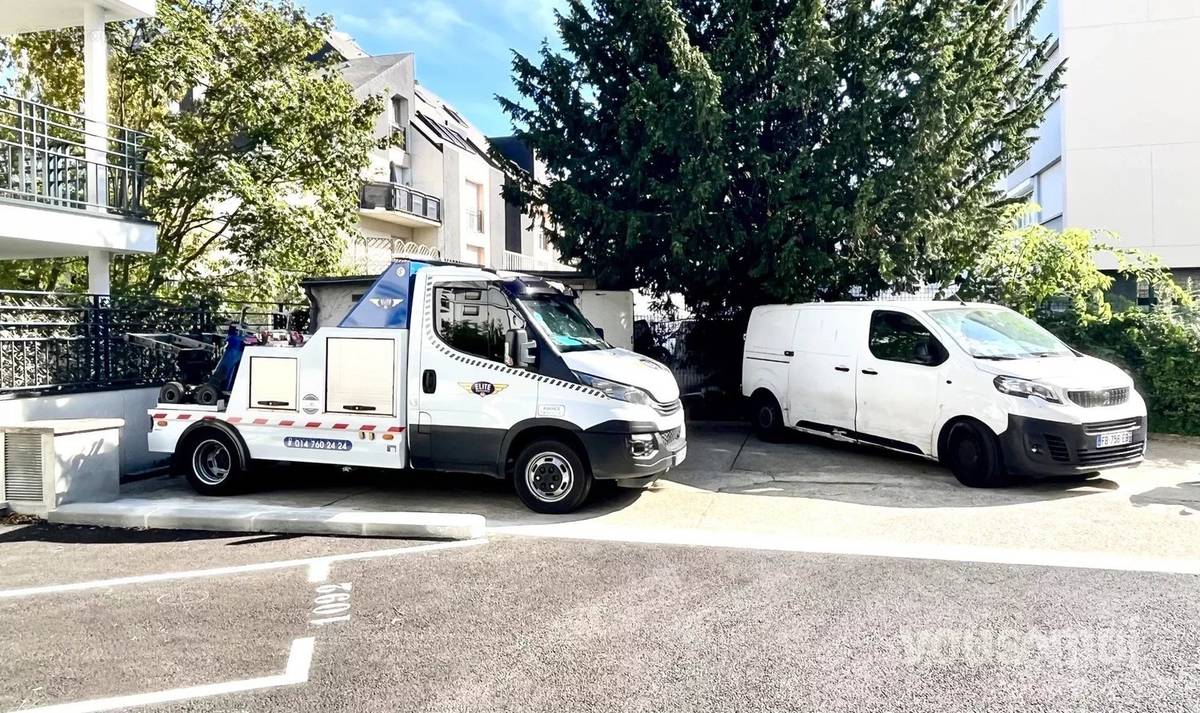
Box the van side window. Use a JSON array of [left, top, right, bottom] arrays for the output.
[[868, 311, 947, 366], [434, 282, 524, 363]]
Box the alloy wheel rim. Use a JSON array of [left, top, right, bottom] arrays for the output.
[[525, 452, 573, 503], [192, 439, 232, 486]]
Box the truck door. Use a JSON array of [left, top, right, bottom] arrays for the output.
[[411, 278, 538, 473], [854, 309, 947, 455], [787, 308, 859, 435]]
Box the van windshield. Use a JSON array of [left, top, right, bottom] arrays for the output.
[[926, 307, 1075, 360], [519, 296, 611, 353]]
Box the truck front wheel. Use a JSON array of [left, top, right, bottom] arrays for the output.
[[180, 430, 246, 495], [513, 439, 592, 514]]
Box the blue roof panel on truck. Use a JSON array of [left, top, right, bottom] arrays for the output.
[[338, 260, 427, 328]]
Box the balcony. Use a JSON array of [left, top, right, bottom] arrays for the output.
[[0, 93, 147, 219], [502, 250, 575, 273], [359, 181, 441, 228]]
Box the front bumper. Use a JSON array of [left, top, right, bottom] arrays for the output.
[[999, 414, 1147, 477], [580, 420, 687, 481]]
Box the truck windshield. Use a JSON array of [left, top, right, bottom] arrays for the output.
[[927, 307, 1075, 360], [520, 296, 611, 353]]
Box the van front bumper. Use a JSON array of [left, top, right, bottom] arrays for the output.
[[580, 420, 687, 481], [999, 414, 1147, 477]]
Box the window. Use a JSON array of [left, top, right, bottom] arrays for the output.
[[465, 180, 485, 232], [927, 307, 1072, 360], [389, 96, 409, 150], [868, 311, 947, 366], [434, 282, 524, 363], [466, 245, 485, 266]]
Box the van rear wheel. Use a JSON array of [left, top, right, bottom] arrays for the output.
[[751, 392, 785, 442], [513, 439, 592, 514], [946, 421, 1012, 488]]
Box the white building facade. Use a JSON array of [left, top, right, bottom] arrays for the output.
[[0, 0, 158, 294], [331, 44, 568, 276], [1006, 0, 1200, 285]]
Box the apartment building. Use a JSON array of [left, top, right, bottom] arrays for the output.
[[327, 38, 569, 276], [0, 0, 157, 294], [1005, 0, 1200, 286]]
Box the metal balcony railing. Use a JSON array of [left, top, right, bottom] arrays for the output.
[[360, 181, 441, 223], [0, 93, 148, 219], [502, 250, 574, 272]]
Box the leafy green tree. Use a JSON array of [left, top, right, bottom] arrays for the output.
[[0, 0, 380, 300], [500, 0, 1063, 317]]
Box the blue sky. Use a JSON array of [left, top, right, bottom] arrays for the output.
[[301, 0, 566, 136]]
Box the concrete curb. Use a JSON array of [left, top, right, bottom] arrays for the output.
[[47, 498, 485, 541]]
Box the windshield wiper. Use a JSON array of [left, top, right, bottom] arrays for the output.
[[973, 355, 1020, 361]]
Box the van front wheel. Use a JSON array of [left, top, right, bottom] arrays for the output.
[[946, 421, 1012, 488], [513, 439, 592, 514]]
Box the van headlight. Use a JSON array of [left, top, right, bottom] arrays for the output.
[[573, 372, 653, 406], [993, 376, 1062, 404]]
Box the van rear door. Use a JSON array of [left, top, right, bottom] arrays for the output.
[[787, 307, 859, 434], [744, 306, 800, 414]]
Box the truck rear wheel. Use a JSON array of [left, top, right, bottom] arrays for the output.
[[946, 421, 1012, 488], [513, 439, 592, 514], [181, 430, 246, 495]]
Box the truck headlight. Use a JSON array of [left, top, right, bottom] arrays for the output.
[[573, 372, 653, 406], [994, 376, 1062, 404]]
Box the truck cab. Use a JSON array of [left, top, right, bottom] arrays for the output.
[[149, 261, 686, 513]]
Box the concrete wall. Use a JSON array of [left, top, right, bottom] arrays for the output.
[[0, 387, 166, 476]]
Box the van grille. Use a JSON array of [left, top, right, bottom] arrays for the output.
[[1043, 435, 1071, 462], [1077, 442, 1145, 467], [661, 426, 681, 444], [652, 399, 682, 416], [1083, 418, 1142, 436], [3, 432, 44, 502], [1068, 387, 1129, 408]]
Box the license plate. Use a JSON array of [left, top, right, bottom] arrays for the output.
[[1096, 431, 1133, 448]]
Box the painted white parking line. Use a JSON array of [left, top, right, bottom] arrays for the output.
[[0, 539, 487, 599], [494, 524, 1200, 575], [306, 560, 331, 583], [13, 637, 315, 713]]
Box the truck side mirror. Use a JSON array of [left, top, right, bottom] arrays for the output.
[[595, 327, 605, 340], [506, 328, 537, 368]]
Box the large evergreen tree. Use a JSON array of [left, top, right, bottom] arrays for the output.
[[500, 0, 1063, 317]]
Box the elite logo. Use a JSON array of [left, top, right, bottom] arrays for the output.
[[460, 381, 509, 397]]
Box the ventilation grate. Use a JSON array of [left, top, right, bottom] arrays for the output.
[[3, 432, 44, 502]]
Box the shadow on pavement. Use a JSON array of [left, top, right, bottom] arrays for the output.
[[671, 422, 1119, 509], [1130, 481, 1200, 515], [0, 523, 266, 546]]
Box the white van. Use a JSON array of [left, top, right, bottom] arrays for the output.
[[741, 301, 1147, 486]]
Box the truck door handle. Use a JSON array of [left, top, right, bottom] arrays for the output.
[[861, 369, 878, 375], [342, 404, 376, 412], [422, 369, 437, 393], [834, 366, 850, 372], [784, 350, 795, 357]]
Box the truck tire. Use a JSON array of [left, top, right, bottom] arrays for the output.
[[193, 383, 220, 406], [750, 391, 785, 442], [159, 381, 185, 404], [946, 421, 1012, 488], [180, 430, 246, 495], [513, 439, 592, 514]]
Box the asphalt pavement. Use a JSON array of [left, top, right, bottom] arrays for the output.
[[2, 525, 1198, 712]]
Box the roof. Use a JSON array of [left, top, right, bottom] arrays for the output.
[[325, 31, 368, 60], [756, 300, 995, 311], [336, 53, 412, 89], [412, 84, 498, 166]]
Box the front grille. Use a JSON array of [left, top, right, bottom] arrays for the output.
[[1068, 387, 1129, 408], [1084, 418, 1142, 436], [652, 399, 682, 416], [1043, 434, 1071, 462], [1077, 441, 1145, 466], [661, 426, 681, 444]]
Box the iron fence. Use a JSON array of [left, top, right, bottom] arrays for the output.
[[0, 291, 305, 398], [0, 93, 148, 218]]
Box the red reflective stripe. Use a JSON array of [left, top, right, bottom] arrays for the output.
[[280, 420, 295, 427], [227, 417, 241, 424], [202, 416, 215, 421], [152, 413, 166, 419], [332, 423, 349, 430], [387, 426, 406, 433], [252, 418, 268, 425], [177, 414, 192, 421], [305, 422, 321, 429], [359, 425, 375, 431]]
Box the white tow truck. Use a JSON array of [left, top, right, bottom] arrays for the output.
[[148, 261, 686, 513]]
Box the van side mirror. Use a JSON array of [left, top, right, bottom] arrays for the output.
[[506, 328, 537, 368], [595, 327, 605, 340]]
